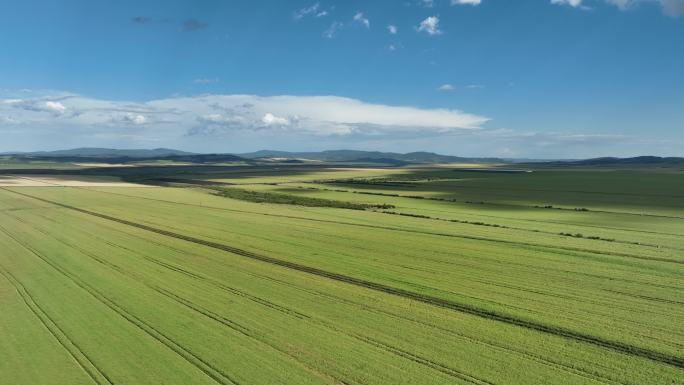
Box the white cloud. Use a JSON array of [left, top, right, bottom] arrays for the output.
[[422, 0, 435, 7], [551, 0, 584, 7], [438, 84, 455, 91], [294, 3, 320, 19], [5, 98, 68, 115], [417, 16, 442, 35], [551, 0, 684, 16], [262, 113, 290, 126], [387, 24, 398, 34], [323, 21, 343, 38], [353, 12, 370, 28], [604, 0, 631, 9], [44, 101, 67, 114], [0, 92, 489, 141], [121, 113, 147, 125], [452, 0, 482, 5]]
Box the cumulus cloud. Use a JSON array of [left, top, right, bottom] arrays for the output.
[[452, 0, 482, 5], [120, 113, 147, 125], [353, 12, 370, 28], [261, 112, 290, 126], [0, 91, 489, 144], [417, 16, 442, 35], [387, 24, 398, 34], [44, 101, 67, 114]]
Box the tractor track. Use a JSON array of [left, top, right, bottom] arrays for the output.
[[0, 266, 113, 385], [0, 222, 241, 385]]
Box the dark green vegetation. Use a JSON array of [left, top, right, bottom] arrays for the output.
[[0, 160, 682, 385], [211, 187, 395, 210]]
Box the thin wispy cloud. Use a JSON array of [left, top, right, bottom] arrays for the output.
[[353, 12, 370, 28], [438, 84, 455, 91], [323, 21, 343, 38], [452, 0, 482, 5], [294, 3, 323, 19], [387, 25, 398, 34], [193, 78, 219, 85], [551, 0, 684, 16], [550, 0, 590, 9]]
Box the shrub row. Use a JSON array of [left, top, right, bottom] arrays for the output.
[[212, 187, 395, 210]]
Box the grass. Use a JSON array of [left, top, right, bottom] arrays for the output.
[[0, 163, 682, 385]]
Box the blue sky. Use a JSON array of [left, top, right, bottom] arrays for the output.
[[0, 0, 682, 158]]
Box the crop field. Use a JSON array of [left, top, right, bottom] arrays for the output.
[[0, 164, 682, 385]]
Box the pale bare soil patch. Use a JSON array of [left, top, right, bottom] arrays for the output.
[[72, 163, 135, 168], [0, 175, 149, 187], [328, 167, 395, 171]]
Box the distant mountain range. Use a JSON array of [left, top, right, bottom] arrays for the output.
[[2, 148, 242, 164], [2, 148, 682, 166], [565, 156, 684, 166], [5, 147, 196, 158], [238, 150, 505, 164]]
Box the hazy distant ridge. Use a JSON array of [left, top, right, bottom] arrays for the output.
[[3, 148, 682, 166], [19, 147, 196, 158], [238, 149, 505, 164]]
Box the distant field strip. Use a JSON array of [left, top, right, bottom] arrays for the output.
[[5, 187, 682, 369], [70, 186, 684, 264], [313, 183, 684, 219]]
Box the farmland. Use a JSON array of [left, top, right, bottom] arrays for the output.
[[0, 163, 682, 385]]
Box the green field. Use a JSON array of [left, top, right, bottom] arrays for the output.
[[0, 164, 682, 384]]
